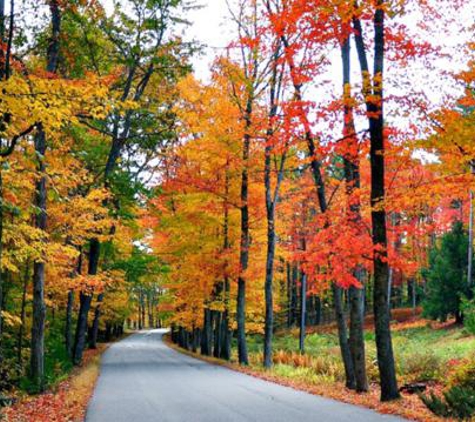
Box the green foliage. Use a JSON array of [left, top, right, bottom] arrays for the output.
[[113, 246, 166, 285], [20, 320, 73, 394], [398, 350, 442, 382], [461, 295, 475, 335], [422, 222, 470, 322], [449, 358, 475, 390], [421, 386, 475, 420]]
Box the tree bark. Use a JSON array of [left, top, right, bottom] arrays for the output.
[[87, 237, 101, 345], [286, 263, 292, 327], [201, 308, 212, 356], [263, 51, 285, 368], [220, 171, 232, 361], [371, 4, 399, 401], [30, 127, 47, 391], [73, 292, 92, 365], [299, 273, 307, 354], [237, 105, 252, 365], [17, 263, 29, 374], [29, 0, 61, 391], [65, 290, 74, 357], [349, 284, 368, 392], [353, 1, 399, 400], [73, 239, 98, 365], [264, 215, 276, 367], [141, 290, 146, 328], [315, 296, 322, 326], [213, 311, 222, 358], [89, 292, 103, 349], [333, 284, 356, 390], [291, 265, 299, 326], [220, 304, 231, 360], [341, 29, 368, 393]]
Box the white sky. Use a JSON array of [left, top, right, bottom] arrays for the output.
[[21, 0, 471, 140], [184, 1, 232, 80], [102, 0, 232, 81]]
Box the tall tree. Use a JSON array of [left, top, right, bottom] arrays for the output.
[[226, 0, 268, 365], [352, 0, 399, 400], [341, 21, 368, 393], [30, 0, 61, 391], [263, 42, 286, 368]]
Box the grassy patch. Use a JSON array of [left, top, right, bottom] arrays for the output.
[[247, 318, 475, 387]]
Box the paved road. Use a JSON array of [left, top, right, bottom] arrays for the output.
[[86, 329, 406, 422]]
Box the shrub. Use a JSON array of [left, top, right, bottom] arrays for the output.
[[421, 386, 475, 420], [461, 296, 475, 335], [449, 357, 475, 390], [272, 350, 344, 382], [399, 350, 442, 382]]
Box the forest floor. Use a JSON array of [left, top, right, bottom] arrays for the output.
[[168, 309, 475, 422], [1, 345, 108, 422]]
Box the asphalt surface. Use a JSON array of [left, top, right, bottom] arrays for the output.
[[86, 329, 406, 422]]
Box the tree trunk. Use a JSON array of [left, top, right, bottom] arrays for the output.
[[333, 284, 356, 390], [341, 31, 368, 393], [30, 128, 47, 391], [264, 216, 276, 367], [352, 2, 399, 401], [65, 290, 74, 357], [17, 263, 29, 374], [349, 284, 368, 392], [28, 2, 61, 387], [73, 292, 92, 365], [89, 292, 103, 349], [105, 323, 112, 342], [141, 290, 146, 328], [237, 117, 251, 365], [73, 239, 99, 365], [213, 311, 222, 358], [263, 50, 284, 368], [201, 308, 212, 356], [148, 291, 154, 328], [299, 273, 307, 354], [286, 263, 292, 327], [220, 306, 231, 360], [191, 328, 197, 353], [371, 5, 399, 401], [291, 265, 299, 326], [138, 296, 143, 330], [315, 296, 322, 326]]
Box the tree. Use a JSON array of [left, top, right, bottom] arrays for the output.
[[29, 0, 62, 393], [263, 40, 287, 369], [351, 0, 400, 401], [422, 222, 470, 324]]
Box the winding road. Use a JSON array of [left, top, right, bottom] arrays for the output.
[[86, 329, 405, 422]]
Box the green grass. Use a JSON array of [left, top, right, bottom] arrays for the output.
[[245, 321, 475, 386]]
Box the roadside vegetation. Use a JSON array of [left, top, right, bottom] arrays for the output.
[[3, 345, 106, 422]]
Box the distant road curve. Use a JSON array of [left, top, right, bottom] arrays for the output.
[[86, 329, 406, 422]]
